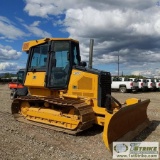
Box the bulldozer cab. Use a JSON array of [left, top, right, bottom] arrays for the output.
[[25, 39, 81, 89]]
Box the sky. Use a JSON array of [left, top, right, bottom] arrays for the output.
[[0, 0, 160, 77]]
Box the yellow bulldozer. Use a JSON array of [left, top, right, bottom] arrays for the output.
[[11, 38, 150, 151]]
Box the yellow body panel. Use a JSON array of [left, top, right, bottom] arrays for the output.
[[28, 88, 52, 97], [66, 69, 98, 106], [24, 71, 56, 96], [25, 72, 46, 87]]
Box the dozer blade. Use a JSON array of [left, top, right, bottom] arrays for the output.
[[103, 99, 150, 151]]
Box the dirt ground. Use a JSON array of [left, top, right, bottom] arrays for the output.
[[0, 84, 159, 160]]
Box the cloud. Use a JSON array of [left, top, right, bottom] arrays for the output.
[[23, 0, 160, 77], [0, 44, 23, 73], [31, 21, 41, 27], [23, 21, 52, 38], [0, 16, 26, 40], [24, 0, 93, 17], [0, 62, 18, 72], [24, 0, 64, 18], [0, 16, 52, 40], [24, 0, 156, 17], [63, 5, 160, 69], [0, 44, 22, 61], [131, 68, 160, 78]]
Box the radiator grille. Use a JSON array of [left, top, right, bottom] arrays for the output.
[[98, 71, 111, 108]]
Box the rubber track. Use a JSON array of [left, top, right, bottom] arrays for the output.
[[11, 96, 95, 135]]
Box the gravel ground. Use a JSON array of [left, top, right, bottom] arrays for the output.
[[0, 84, 159, 160]]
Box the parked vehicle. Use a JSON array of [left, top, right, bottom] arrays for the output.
[[129, 78, 148, 91], [154, 79, 160, 90], [111, 77, 139, 93], [8, 69, 28, 99], [8, 69, 24, 90], [146, 78, 156, 91]]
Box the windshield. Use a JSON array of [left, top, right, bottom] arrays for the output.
[[29, 44, 48, 69]]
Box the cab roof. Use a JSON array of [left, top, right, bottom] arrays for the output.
[[22, 38, 79, 52]]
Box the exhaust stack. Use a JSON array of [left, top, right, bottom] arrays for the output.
[[88, 39, 94, 69]]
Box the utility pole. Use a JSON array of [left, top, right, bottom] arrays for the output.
[[118, 54, 119, 77]]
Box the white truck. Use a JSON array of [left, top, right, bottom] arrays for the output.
[[111, 77, 139, 93], [129, 78, 148, 91], [154, 79, 160, 90], [146, 78, 156, 91]]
